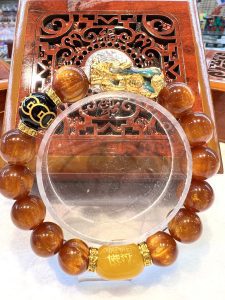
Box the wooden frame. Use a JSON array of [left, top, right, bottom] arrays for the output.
[[2, 0, 222, 172]]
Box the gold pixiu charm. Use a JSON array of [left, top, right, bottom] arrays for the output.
[[91, 59, 165, 98]]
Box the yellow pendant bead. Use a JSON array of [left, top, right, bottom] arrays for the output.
[[96, 244, 144, 280]]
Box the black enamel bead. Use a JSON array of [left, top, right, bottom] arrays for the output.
[[19, 93, 57, 132]]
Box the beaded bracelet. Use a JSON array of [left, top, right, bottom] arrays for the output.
[[0, 65, 220, 281]]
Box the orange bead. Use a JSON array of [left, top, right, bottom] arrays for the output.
[[0, 129, 36, 164], [146, 231, 178, 266], [179, 112, 213, 146], [96, 244, 144, 280], [52, 66, 89, 103], [184, 180, 214, 212], [58, 239, 89, 275], [192, 146, 220, 180], [0, 164, 34, 200], [168, 208, 202, 243], [31, 222, 63, 257], [158, 83, 195, 116], [11, 195, 46, 230]]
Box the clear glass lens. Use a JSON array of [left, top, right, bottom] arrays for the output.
[[36, 92, 192, 245]]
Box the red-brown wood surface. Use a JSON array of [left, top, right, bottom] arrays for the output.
[[0, 60, 9, 135], [212, 90, 225, 143], [0, 60, 10, 81], [206, 49, 225, 92], [16, 1, 203, 110]]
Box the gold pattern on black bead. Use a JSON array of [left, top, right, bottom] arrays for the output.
[[18, 122, 38, 137], [138, 242, 152, 267], [20, 95, 57, 129], [88, 247, 99, 272], [46, 88, 62, 106]]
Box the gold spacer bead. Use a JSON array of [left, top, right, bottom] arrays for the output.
[[138, 242, 152, 267], [88, 247, 99, 272], [46, 88, 62, 106], [18, 122, 38, 137]]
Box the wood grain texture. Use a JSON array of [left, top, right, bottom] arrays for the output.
[[0, 60, 9, 136]]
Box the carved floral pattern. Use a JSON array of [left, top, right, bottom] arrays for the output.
[[64, 99, 163, 137], [34, 12, 184, 137]]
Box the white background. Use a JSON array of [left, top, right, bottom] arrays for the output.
[[0, 146, 225, 300]]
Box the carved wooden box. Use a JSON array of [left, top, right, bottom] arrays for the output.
[[206, 49, 225, 143], [2, 0, 222, 173], [206, 50, 225, 92]]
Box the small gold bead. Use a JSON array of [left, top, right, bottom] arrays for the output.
[[138, 242, 152, 266], [46, 88, 62, 106], [18, 122, 38, 137], [88, 247, 98, 272]]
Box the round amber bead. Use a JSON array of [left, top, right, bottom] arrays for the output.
[[179, 112, 213, 146], [168, 208, 202, 243], [184, 180, 214, 212], [0, 164, 34, 199], [11, 195, 46, 230], [192, 146, 220, 180], [31, 222, 63, 257], [146, 231, 178, 266], [58, 239, 89, 275], [0, 129, 36, 164], [52, 65, 89, 103], [158, 83, 195, 116]]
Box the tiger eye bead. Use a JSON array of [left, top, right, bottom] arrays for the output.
[[0, 164, 34, 199], [52, 66, 89, 103], [0, 129, 36, 164], [159, 83, 195, 116], [192, 146, 220, 180], [179, 112, 213, 146], [31, 222, 63, 257], [11, 195, 46, 230], [58, 239, 89, 275], [184, 180, 214, 212], [168, 208, 202, 243], [146, 231, 178, 266]]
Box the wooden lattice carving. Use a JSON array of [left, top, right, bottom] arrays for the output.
[[208, 52, 225, 80], [3, 0, 220, 172], [34, 12, 184, 93], [27, 12, 186, 140]]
